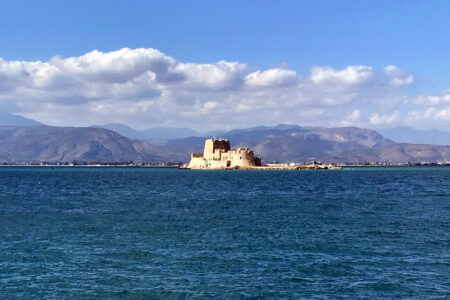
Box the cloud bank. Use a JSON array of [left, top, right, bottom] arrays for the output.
[[0, 47, 446, 131]]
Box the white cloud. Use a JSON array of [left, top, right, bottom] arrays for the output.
[[196, 101, 219, 115], [340, 109, 360, 127], [348, 109, 360, 121], [424, 107, 450, 121], [174, 60, 248, 91], [383, 65, 414, 86], [369, 112, 399, 125], [415, 94, 450, 106], [309, 65, 373, 85], [0, 47, 433, 131], [245, 68, 298, 88]]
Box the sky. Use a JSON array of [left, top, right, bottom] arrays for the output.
[[0, 0, 450, 132]]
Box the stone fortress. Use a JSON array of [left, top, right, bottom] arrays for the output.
[[184, 138, 341, 170], [186, 139, 262, 169]]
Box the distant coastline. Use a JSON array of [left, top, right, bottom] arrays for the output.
[[1, 162, 450, 168], [0, 162, 180, 167]]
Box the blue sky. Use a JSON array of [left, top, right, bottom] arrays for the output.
[[0, 1, 449, 130]]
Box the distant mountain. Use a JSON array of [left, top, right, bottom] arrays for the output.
[[326, 143, 450, 163], [93, 123, 200, 145], [204, 129, 227, 137], [0, 112, 43, 126], [164, 125, 393, 162], [92, 123, 142, 139], [141, 127, 200, 145], [0, 126, 167, 163], [378, 127, 450, 146], [2, 123, 450, 164]]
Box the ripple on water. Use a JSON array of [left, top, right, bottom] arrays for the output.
[[0, 166, 449, 298]]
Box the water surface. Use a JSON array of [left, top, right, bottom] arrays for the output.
[[0, 167, 449, 298]]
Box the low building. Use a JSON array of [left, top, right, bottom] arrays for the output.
[[187, 139, 261, 169]]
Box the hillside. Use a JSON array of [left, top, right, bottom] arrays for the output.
[[164, 125, 393, 162], [93, 123, 199, 145], [0, 126, 166, 163], [0, 113, 44, 127], [378, 127, 450, 146], [325, 143, 450, 163]]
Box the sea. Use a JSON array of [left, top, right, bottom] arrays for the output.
[[0, 166, 449, 299]]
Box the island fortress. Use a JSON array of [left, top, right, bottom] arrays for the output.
[[186, 139, 262, 169]]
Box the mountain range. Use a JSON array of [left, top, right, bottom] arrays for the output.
[[0, 126, 165, 163], [0, 112, 44, 127], [164, 125, 393, 162], [1, 113, 450, 163], [326, 143, 450, 163], [378, 127, 450, 146], [93, 123, 199, 145]]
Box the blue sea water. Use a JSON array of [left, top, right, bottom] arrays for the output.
[[0, 166, 449, 299]]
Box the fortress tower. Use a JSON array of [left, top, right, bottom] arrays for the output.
[[203, 139, 230, 160]]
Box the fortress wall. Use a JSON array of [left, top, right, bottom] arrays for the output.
[[188, 156, 208, 169], [208, 160, 229, 169], [224, 149, 256, 168], [188, 139, 261, 169]]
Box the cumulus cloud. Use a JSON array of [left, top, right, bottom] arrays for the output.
[[415, 93, 450, 106], [340, 109, 361, 126], [423, 107, 450, 121], [383, 65, 414, 86], [309, 65, 374, 85], [0, 47, 427, 131], [369, 112, 399, 125], [245, 68, 299, 88], [175, 61, 248, 91]]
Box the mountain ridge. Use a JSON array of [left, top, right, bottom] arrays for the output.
[[378, 126, 450, 146], [0, 126, 166, 163], [0, 113, 44, 127], [93, 123, 200, 145], [165, 125, 394, 162], [325, 143, 450, 163], [0, 124, 450, 163]]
